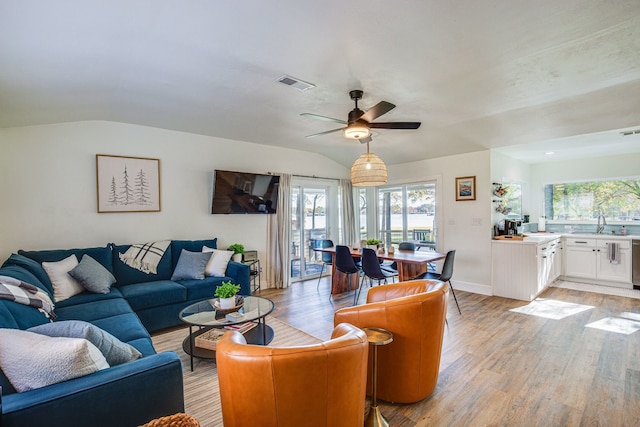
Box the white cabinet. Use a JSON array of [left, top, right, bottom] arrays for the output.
[[564, 238, 597, 278], [492, 237, 561, 301], [563, 237, 631, 285], [596, 240, 631, 283]]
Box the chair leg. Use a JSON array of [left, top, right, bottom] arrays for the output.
[[355, 275, 366, 305], [448, 280, 461, 314], [316, 264, 324, 290]]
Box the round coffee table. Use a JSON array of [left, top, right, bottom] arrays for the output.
[[179, 295, 275, 370]]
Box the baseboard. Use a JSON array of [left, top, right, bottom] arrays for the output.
[[451, 280, 492, 296]]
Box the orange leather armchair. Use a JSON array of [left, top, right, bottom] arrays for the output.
[[216, 323, 369, 427], [334, 279, 448, 403]]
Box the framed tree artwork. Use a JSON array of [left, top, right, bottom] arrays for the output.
[[96, 154, 161, 213], [455, 176, 476, 201]]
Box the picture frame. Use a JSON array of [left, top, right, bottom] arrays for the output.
[[96, 154, 161, 213], [455, 176, 476, 201]]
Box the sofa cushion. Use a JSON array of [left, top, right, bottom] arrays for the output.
[[28, 320, 142, 366], [54, 286, 123, 309], [18, 244, 114, 273], [171, 250, 211, 281], [177, 276, 228, 301], [112, 243, 173, 286], [42, 254, 85, 302], [69, 254, 117, 294], [0, 328, 110, 392], [2, 253, 54, 295], [170, 238, 218, 270], [54, 297, 136, 324], [202, 247, 233, 277], [118, 280, 187, 311]]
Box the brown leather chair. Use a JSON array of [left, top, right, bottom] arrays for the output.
[[334, 279, 448, 403], [216, 323, 369, 427]]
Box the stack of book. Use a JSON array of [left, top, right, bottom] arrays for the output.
[[224, 322, 257, 334]]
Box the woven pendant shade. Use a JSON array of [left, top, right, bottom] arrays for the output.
[[350, 151, 387, 187]]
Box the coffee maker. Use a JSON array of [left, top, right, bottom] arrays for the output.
[[505, 219, 522, 236]]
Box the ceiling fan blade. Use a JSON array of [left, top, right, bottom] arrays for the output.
[[359, 101, 396, 123], [369, 122, 421, 130], [300, 113, 347, 124], [305, 127, 345, 138], [358, 136, 373, 144]]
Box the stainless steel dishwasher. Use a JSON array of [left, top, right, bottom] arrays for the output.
[[633, 240, 640, 289]]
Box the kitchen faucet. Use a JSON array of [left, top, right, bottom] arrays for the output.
[[596, 212, 607, 234]]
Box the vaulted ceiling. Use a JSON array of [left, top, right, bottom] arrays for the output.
[[1, 1, 639, 166]]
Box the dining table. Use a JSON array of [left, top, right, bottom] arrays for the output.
[[316, 246, 445, 295]]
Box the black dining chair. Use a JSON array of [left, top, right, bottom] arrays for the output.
[[420, 250, 460, 314], [357, 248, 398, 304], [316, 239, 334, 290], [334, 245, 361, 304]]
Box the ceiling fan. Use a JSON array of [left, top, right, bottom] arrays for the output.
[[301, 90, 421, 143]]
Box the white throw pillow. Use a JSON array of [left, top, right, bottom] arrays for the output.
[[0, 328, 110, 392], [202, 246, 234, 277], [42, 254, 85, 302]]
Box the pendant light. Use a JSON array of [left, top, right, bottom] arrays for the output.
[[350, 141, 387, 186]]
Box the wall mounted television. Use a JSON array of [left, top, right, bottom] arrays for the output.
[[211, 170, 280, 214]]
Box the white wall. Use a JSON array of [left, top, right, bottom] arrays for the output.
[[388, 150, 493, 295], [0, 121, 349, 267], [529, 152, 640, 220]]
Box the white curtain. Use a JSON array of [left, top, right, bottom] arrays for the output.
[[267, 173, 291, 289], [339, 179, 357, 246]]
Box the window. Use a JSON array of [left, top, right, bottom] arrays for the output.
[[357, 187, 367, 241], [378, 182, 436, 245], [544, 178, 640, 221]]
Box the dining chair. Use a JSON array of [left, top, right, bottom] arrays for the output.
[[334, 245, 361, 303], [316, 239, 334, 290], [420, 250, 460, 314], [357, 248, 398, 304]]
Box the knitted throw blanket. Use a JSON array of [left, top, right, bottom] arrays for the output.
[[118, 240, 171, 274], [0, 276, 56, 319]]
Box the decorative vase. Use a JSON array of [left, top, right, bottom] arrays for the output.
[[219, 296, 236, 309], [232, 253, 242, 262]]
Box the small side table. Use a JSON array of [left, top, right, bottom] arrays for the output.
[[363, 327, 393, 427], [242, 250, 261, 293]]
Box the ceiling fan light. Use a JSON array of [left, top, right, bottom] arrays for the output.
[[350, 152, 387, 186], [343, 123, 371, 140]]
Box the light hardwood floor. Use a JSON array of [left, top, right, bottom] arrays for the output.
[[256, 278, 640, 426]]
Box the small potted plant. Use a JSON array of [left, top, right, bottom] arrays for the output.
[[366, 238, 381, 250], [228, 243, 245, 262], [215, 280, 241, 309]]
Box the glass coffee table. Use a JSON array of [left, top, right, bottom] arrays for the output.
[[179, 295, 275, 371]]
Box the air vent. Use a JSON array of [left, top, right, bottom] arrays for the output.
[[276, 75, 315, 91], [621, 129, 640, 136]]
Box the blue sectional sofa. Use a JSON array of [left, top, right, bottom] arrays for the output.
[[0, 238, 250, 427]]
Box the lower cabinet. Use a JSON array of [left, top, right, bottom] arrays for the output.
[[492, 238, 561, 301], [564, 237, 631, 284]]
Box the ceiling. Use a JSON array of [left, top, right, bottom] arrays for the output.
[[1, 1, 640, 167]]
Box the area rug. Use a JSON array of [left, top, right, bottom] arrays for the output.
[[151, 316, 322, 427]]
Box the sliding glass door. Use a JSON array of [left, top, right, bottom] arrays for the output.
[[290, 182, 334, 282]]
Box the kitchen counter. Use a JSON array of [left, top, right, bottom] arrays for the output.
[[492, 232, 636, 245]]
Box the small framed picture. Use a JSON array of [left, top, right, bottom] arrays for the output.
[[96, 154, 161, 213], [455, 176, 476, 201]]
